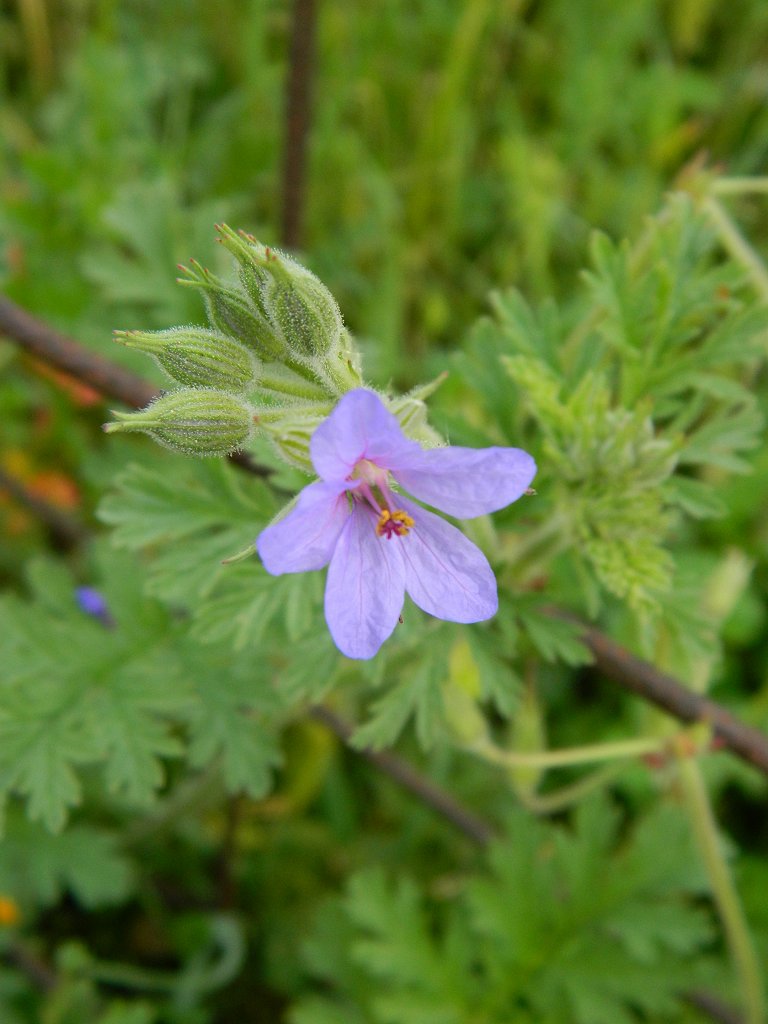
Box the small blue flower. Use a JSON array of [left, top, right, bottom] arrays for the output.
[[74, 586, 114, 627]]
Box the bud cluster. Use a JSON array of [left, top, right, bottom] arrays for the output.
[[183, 226, 361, 396], [104, 226, 439, 465]]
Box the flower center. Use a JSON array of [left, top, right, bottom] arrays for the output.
[[351, 459, 415, 540], [350, 458, 385, 487], [376, 508, 415, 539]]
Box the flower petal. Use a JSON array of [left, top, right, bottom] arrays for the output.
[[310, 389, 421, 481], [392, 446, 536, 518], [397, 499, 498, 623], [257, 480, 350, 575], [324, 504, 406, 659]]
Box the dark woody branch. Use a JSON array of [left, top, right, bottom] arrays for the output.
[[281, 0, 318, 250], [0, 465, 86, 550], [583, 626, 768, 776], [309, 704, 495, 845], [0, 295, 157, 408], [0, 295, 272, 479]]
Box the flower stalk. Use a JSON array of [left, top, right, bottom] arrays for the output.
[[676, 754, 765, 1024], [470, 733, 674, 770]]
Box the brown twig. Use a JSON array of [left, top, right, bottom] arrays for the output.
[[309, 705, 495, 846], [583, 627, 768, 777], [0, 295, 157, 408], [281, 0, 318, 249], [683, 989, 743, 1024], [213, 795, 243, 909], [0, 295, 272, 479]]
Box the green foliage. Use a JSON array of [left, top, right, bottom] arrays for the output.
[[0, 551, 185, 830], [0, 810, 133, 910], [457, 196, 768, 638], [98, 459, 274, 605], [0, 540, 286, 832], [293, 797, 719, 1024], [3, 1, 768, 1021]]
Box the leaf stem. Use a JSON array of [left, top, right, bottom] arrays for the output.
[[470, 734, 668, 770], [676, 755, 765, 1024], [515, 762, 624, 814], [712, 177, 768, 196]]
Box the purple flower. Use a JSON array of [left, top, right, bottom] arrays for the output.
[[74, 586, 114, 627], [257, 389, 536, 659]]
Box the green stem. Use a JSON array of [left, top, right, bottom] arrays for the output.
[[253, 402, 330, 425], [712, 177, 768, 196], [471, 734, 667, 770], [83, 961, 178, 993], [318, 351, 361, 396], [516, 763, 624, 814], [282, 353, 334, 390], [677, 756, 765, 1024], [258, 368, 328, 401]]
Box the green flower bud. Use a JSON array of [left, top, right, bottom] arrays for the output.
[[388, 372, 448, 444], [115, 327, 259, 392], [178, 260, 284, 361], [215, 224, 272, 320], [261, 415, 325, 472], [263, 254, 343, 360], [104, 389, 255, 456], [388, 394, 444, 447]]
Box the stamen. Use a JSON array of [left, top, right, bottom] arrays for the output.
[[376, 508, 415, 539]]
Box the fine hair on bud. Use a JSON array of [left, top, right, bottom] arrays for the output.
[[104, 389, 255, 456], [263, 255, 344, 361], [116, 327, 259, 392], [215, 224, 272, 320], [263, 415, 325, 472], [177, 260, 285, 361]]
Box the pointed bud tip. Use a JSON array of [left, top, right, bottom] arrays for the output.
[[221, 542, 257, 565]]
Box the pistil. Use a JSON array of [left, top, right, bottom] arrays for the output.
[[353, 466, 415, 540], [376, 508, 415, 539]]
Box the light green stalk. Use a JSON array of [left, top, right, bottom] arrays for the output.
[[470, 733, 671, 770], [677, 755, 765, 1024]]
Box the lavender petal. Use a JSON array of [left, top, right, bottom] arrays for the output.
[[324, 503, 406, 659], [310, 389, 420, 481], [397, 498, 498, 623], [392, 446, 536, 518], [257, 479, 350, 575]]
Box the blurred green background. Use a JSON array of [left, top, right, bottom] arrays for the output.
[[2, 1, 768, 1022]]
